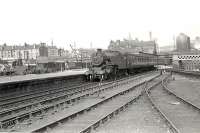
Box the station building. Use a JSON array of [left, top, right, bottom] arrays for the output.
[[109, 39, 157, 54], [173, 54, 200, 71], [172, 33, 200, 71]]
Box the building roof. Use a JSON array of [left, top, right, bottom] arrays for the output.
[[37, 56, 67, 63], [47, 45, 57, 49], [109, 39, 156, 54], [0, 44, 41, 51]]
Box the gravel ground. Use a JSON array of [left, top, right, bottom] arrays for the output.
[[47, 74, 164, 133], [48, 83, 144, 133], [95, 95, 171, 133], [167, 73, 200, 107], [151, 84, 200, 133], [10, 73, 158, 132]]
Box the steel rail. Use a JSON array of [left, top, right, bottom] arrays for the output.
[[0, 72, 158, 129], [0, 80, 86, 101], [79, 75, 164, 133], [31, 74, 160, 133], [0, 71, 155, 116], [0, 71, 154, 109], [162, 77, 200, 114], [0, 73, 140, 117], [145, 75, 180, 133], [0, 82, 96, 108]]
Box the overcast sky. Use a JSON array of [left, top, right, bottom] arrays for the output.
[[0, 0, 200, 50]]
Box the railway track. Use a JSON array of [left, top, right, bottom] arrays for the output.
[[0, 72, 152, 110], [0, 79, 85, 100], [10, 73, 199, 133], [0, 72, 150, 112], [20, 72, 161, 133], [94, 74, 179, 133], [148, 76, 200, 133], [95, 89, 170, 132], [145, 78, 180, 133], [0, 82, 96, 110], [0, 71, 158, 131]]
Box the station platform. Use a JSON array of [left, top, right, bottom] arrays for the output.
[[0, 69, 88, 85], [0, 69, 88, 96]]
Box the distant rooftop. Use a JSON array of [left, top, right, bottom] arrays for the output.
[[0, 43, 59, 51]]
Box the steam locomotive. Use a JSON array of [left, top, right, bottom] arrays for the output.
[[86, 49, 170, 81]]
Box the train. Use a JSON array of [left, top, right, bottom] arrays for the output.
[[85, 49, 171, 81]]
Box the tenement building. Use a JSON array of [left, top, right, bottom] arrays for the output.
[[108, 38, 157, 54], [0, 43, 68, 65]]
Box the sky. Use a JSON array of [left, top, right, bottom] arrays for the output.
[[0, 0, 200, 50]]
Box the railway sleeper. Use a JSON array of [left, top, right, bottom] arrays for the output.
[[109, 112, 114, 119], [34, 73, 159, 132], [114, 110, 119, 115], [120, 106, 124, 111], [93, 121, 100, 130], [0, 84, 95, 111], [81, 95, 141, 133], [101, 116, 108, 124], [145, 81, 180, 133], [0, 82, 90, 107], [80, 78, 162, 133], [81, 127, 91, 133], [1, 74, 156, 130]]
